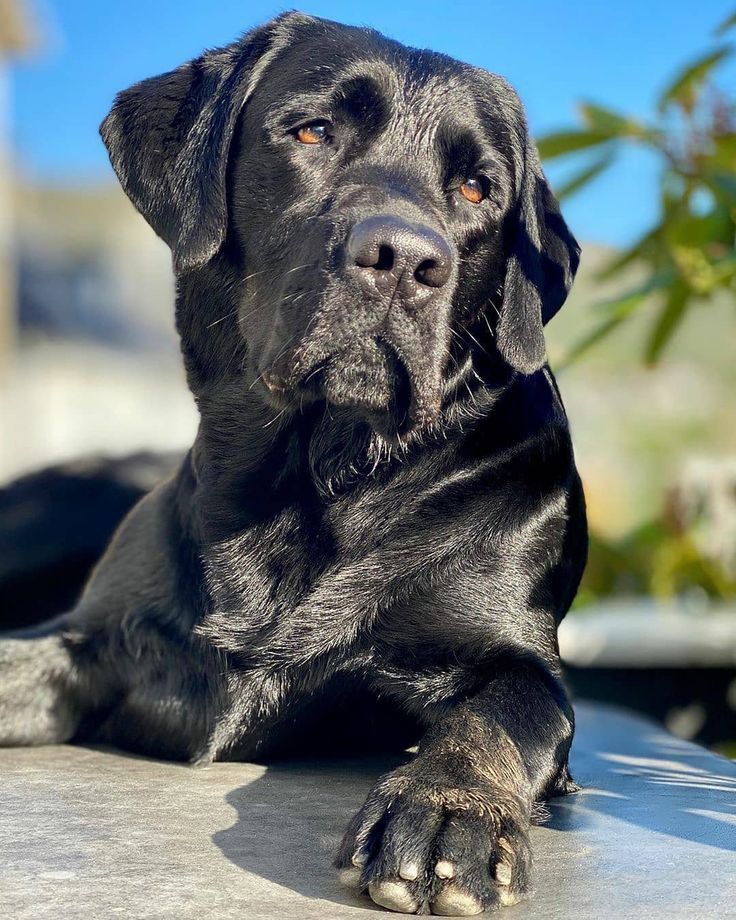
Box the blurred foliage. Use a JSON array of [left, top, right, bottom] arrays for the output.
[[715, 739, 736, 758], [539, 10, 736, 368], [577, 521, 736, 608], [579, 457, 736, 605]]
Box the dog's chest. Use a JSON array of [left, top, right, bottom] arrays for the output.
[[200, 517, 478, 676]]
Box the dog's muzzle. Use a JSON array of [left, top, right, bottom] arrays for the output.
[[261, 213, 456, 435]]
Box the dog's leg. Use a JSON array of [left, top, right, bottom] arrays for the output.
[[0, 621, 106, 746], [337, 660, 574, 916], [0, 474, 221, 759]]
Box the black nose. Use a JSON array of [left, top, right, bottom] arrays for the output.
[[347, 215, 453, 298]]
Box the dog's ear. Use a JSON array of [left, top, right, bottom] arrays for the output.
[[100, 13, 310, 273], [496, 139, 581, 374]]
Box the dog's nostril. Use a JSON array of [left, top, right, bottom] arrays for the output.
[[375, 245, 394, 272], [415, 258, 438, 286]]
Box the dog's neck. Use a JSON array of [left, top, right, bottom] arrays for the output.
[[187, 364, 515, 544]]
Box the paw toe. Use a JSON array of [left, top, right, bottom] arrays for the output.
[[398, 859, 421, 881]]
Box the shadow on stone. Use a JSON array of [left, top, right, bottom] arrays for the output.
[[211, 755, 407, 910], [211, 705, 736, 915], [546, 705, 736, 853]]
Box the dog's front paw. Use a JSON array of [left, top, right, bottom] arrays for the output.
[[336, 764, 532, 915]]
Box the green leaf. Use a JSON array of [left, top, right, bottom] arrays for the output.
[[708, 133, 736, 170], [578, 102, 650, 138], [666, 203, 733, 249], [596, 225, 662, 280], [555, 153, 614, 200], [715, 11, 736, 35], [557, 276, 671, 369], [702, 170, 736, 204], [657, 47, 732, 114], [709, 254, 736, 286], [536, 130, 614, 160], [644, 283, 690, 365]]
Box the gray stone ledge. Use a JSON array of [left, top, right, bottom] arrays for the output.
[[1, 702, 734, 919], [559, 600, 736, 667]]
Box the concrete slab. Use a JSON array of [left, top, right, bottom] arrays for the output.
[[1, 702, 734, 919]]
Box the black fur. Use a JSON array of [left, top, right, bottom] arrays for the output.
[[0, 12, 586, 915]]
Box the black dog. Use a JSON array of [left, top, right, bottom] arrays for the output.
[[0, 12, 586, 916]]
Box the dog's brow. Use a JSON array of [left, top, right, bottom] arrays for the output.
[[263, 69, 396, 134], [264, 93, 333, 131], [436, 121, 507, 182], [439, 126, 484, 167], [331, 73, 392, 127]]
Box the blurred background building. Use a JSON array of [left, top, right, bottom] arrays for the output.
[[0, 1, 195, 476], [0, 0, 35, 370], [0, 1, 734, 752]]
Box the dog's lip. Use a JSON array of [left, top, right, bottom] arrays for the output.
[[261, 370, 287, 395], [255, 355, 333, 410]]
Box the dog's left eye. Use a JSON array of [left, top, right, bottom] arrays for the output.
[[459, 177, 488, 204], [295, 122, 332, 145]]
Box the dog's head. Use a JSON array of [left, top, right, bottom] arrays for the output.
[[101, 12, 579, 441]]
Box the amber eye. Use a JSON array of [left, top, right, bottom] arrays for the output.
[[295, 122, 330, 145], [460, 177, 487, 204]]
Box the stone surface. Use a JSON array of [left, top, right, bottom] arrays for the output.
[[559, 600, 736, 667], [1, 702, 734, 919]]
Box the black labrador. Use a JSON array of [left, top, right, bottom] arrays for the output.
[[0, 12, 587, 916]]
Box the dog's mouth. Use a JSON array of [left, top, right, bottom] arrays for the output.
[[260, 337, 419, 438]]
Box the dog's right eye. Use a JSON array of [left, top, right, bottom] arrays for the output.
[[295, 122, 331, 145]]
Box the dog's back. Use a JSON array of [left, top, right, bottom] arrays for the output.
[[0, 453, 178, 629]]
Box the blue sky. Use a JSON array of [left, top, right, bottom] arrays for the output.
[[10, 0, 735, 246]]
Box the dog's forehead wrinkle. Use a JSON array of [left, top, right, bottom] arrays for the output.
[[269, 53, 483, 142], [384, 70, 469, 152], [332, 58, 401, 100]]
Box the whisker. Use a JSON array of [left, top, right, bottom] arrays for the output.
[[458, 322, 491, 359], [206, 309, 239, 329], [304, 362, 325, 384], [284, 263, 315, 275], [242, 268, 269, 283], [248, 371, 266, 392], [262, 408, 288, 430]]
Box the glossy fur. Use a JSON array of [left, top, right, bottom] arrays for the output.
[[0, 13, 587, 915]]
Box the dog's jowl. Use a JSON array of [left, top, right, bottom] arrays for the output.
[[0, 12, 587, 916]]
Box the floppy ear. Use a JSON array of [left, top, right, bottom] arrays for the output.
[[496, 140, 581, 374], [100, 13, 309, 273]]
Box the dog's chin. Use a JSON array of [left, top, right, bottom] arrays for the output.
[[311, 342, 414, 435], [320, 356, 414, 441], [260, 339, 421, 440]]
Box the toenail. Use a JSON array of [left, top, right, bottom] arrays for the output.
[[434, 859, 456, 879], [432, 887, 483, 916], [499, 887, 523, 907], [495, 862, 513, 886], [369, 880, 418, 913]]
